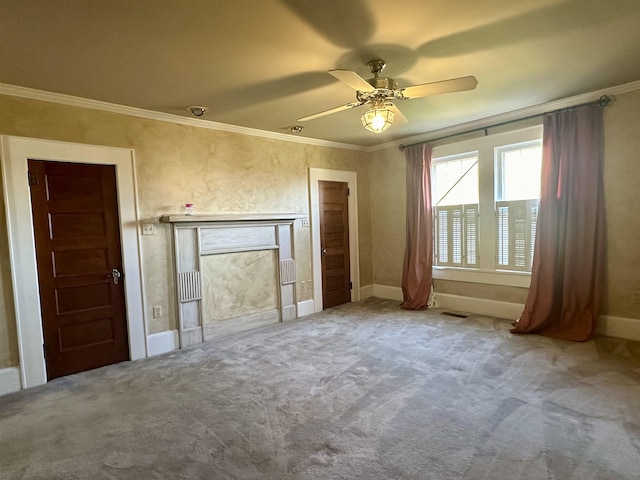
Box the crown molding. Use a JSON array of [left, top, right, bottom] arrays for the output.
[[368, 79, 640, 152], [0, 83, 366, 152], [3, 80, 640, 155]]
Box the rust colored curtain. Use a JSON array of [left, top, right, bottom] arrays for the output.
[[512, 103, 606, 341], [401, 144, 434, 310]]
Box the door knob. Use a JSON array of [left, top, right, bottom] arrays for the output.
[[110, 268, 122, 285], [321, 248, 327, 256]]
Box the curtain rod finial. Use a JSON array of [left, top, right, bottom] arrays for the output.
[[399, 144, 406, 151], [598, 95, 612, 107]]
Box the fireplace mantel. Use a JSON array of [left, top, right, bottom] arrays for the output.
[[160, 213, 305, 224], [162, 213, 302, 348]]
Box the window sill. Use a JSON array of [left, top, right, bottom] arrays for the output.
[[432, 267, 531, 288]]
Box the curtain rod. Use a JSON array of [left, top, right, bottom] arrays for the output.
[[398, 95, 612, 152]]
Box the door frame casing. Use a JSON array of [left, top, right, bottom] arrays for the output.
[[309, 168, 360, 313], [1, 136, 147, 388]]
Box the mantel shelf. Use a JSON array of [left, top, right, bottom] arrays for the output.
[[159, 213, 305, 224]]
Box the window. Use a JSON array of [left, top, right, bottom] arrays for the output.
[[430, 126, 543, 287], [432, 153, 478, 268], [495, 141, 542, 271]]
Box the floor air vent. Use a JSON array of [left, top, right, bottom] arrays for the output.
[[442, 311, 470, 318]]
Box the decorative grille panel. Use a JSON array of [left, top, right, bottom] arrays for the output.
[[178, 271, 202, 302], [280, 258, 296, 285]]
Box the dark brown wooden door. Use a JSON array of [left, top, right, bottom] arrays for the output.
[[319, 181, 351, 309], [28, 160, 129, 380]]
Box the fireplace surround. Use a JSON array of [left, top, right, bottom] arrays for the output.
[[160, 213, 305, 348]]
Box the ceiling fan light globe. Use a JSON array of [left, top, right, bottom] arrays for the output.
[[361, 108, 394, 133]]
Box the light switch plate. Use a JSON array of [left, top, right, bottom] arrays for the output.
[[302, 217, 309, 227], [142, 223, 156, 235]]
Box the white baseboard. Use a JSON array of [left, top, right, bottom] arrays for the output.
[[360, 285, 374, 299], [434, 293, 524, 320], [0, 367, 21, 396], [598, 315, 640, 341], [370, 285, 523, 320], [147, 330, 179, 356], [373, 284, 404, 301], [148, 302, 315, 355], [297, 299, 315, 317], [371, 284, 640, 341]]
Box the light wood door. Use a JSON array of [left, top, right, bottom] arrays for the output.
[[319, 181, 351, 309], [28, 160, 129, 380]]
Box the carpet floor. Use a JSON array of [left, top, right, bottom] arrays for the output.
[[1, 298, 640, 479]]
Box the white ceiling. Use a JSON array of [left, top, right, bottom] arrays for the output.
[[1, 0, 640, 147]]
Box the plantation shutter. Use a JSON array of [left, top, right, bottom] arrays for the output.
[[465, 205, 478, 267], [528, 201, 538, 270], [496, 200, 538, 271], [434, 204, 478, 268], [437, 209, 449, 263], [497, 204, 509, 266], [452, 208, 462, 264]]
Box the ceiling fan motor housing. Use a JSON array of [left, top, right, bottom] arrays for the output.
[[368, 76, 398, 90], [357, 76, 401, 103]]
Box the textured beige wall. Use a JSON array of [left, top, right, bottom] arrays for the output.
[[0, 166, 19, 369], [601, 89, 640, 318], [434, 280, 529, 304], [0, 94, 372, 367], [369, 89, 640, 324], [369, 146, 406, 287]]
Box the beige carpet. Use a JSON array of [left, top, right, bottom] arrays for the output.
[[1, 298, 639, 479]]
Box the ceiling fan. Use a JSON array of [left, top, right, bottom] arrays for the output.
[[298, 59, 478, 133]]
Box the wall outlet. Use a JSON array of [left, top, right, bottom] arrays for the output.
[[633, 291, 640, 305], [142, 223, 156, 235], [302, 217, 309, 227], [152, 305, 162, 318]]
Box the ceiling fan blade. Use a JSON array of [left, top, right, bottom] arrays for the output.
[[297, 101, 364, 122], [328, 70, 375, 92], [388, 103, 408, 125], [401, 76, 478, 99]]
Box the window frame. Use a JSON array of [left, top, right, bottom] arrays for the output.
[[430, 125, 543, 288], [495, 139, 543, 203]]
